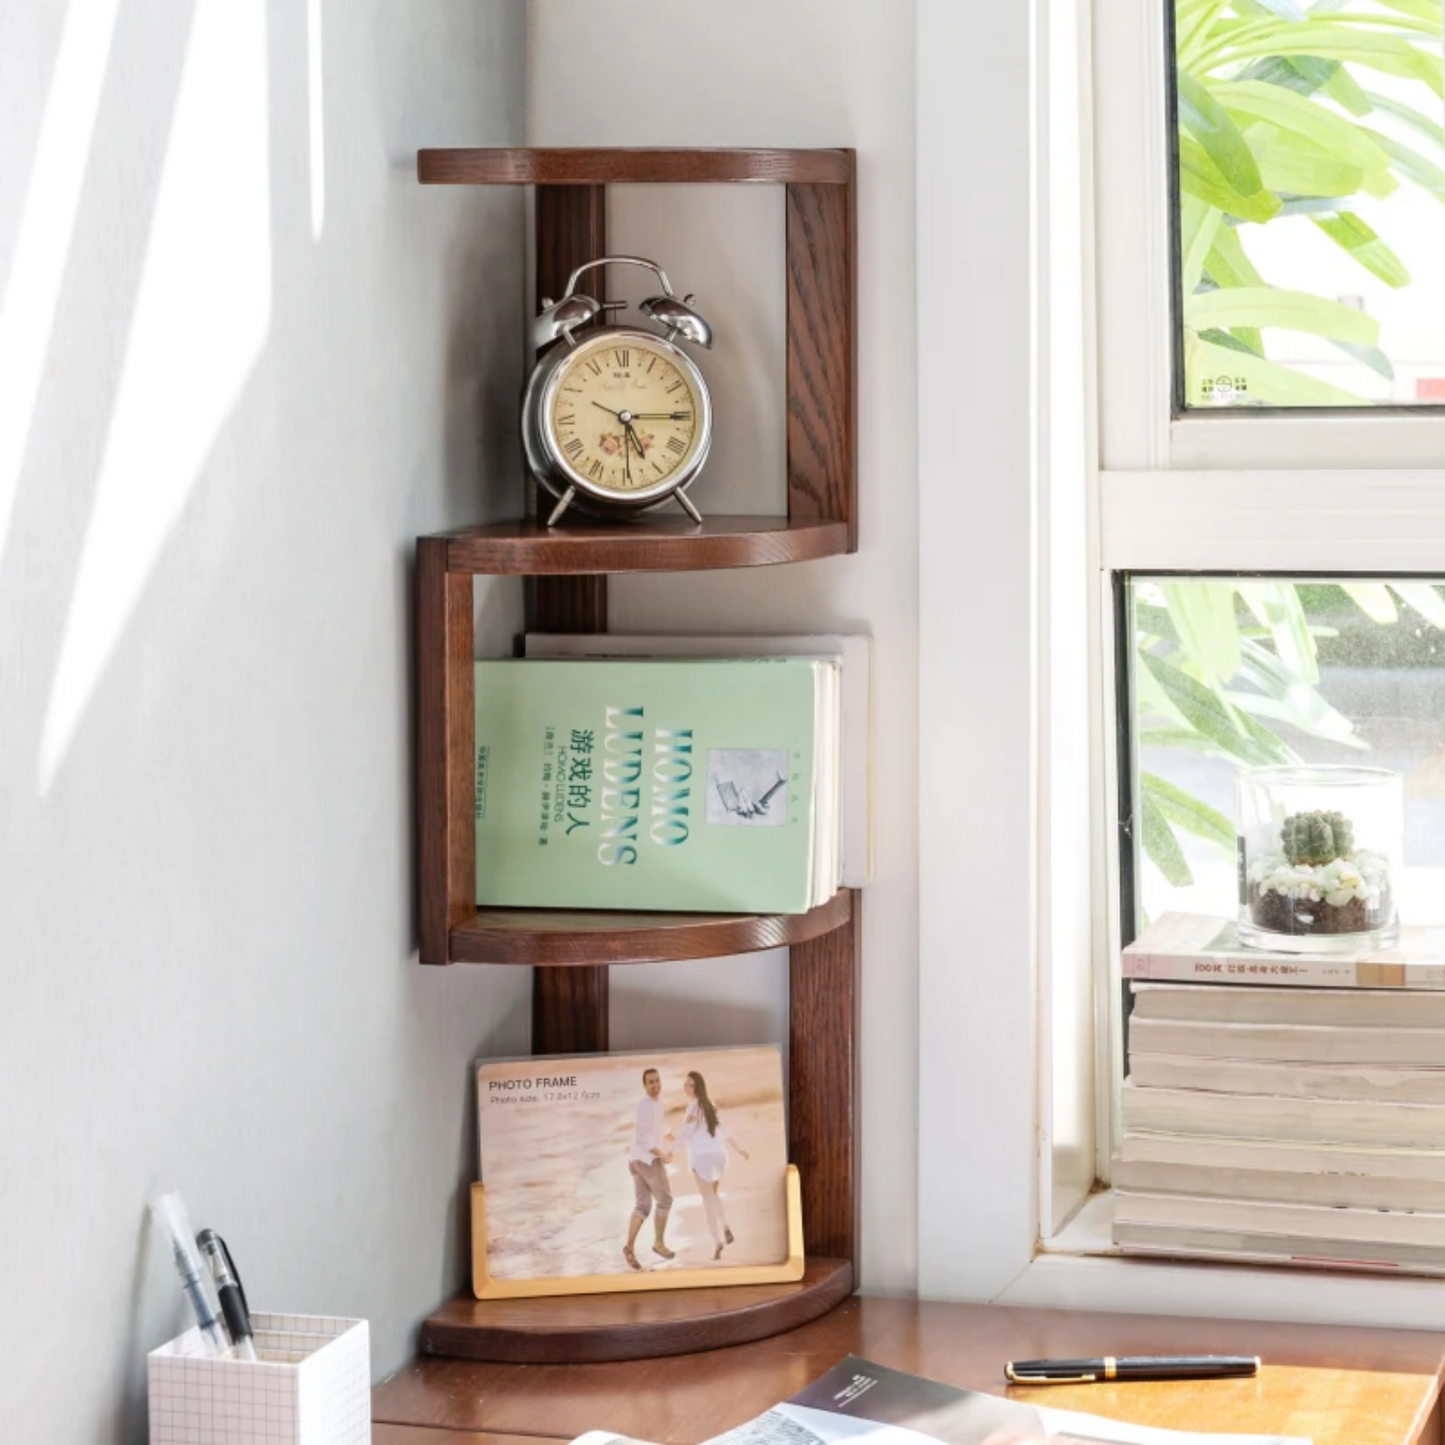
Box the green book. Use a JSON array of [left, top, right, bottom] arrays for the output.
[[474, 659, 839, 913]]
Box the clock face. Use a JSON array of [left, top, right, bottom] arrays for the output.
[[546, 334, 705, 497]]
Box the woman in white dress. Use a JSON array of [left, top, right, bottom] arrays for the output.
[[679, 1070, 749, 1260]]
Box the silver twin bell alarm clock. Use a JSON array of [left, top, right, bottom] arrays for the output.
[[520, 256, 715, 526]]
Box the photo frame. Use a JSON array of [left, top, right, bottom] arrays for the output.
[[473, 1046, 802, 1299]]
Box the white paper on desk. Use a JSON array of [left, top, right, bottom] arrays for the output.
[[1038, 1405, 1307, 1445], [564, 1356, 1310, 1445]]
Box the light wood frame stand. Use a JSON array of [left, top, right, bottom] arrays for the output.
[[471, 1165, 806, 1300]]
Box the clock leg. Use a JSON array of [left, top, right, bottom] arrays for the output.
[[675, 489, 703, 525], [546, 487, 577, 526]]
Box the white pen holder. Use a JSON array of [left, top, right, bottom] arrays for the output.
[[148, 1312, 370, 1445]]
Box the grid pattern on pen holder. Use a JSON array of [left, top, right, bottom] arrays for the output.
[[148, 1312, 370, 1445]]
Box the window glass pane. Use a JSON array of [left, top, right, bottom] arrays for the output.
[[1125, 576, 1445, 931], [1170, 3, 1445, 410]]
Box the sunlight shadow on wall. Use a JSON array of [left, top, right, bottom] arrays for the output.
[[0, 0, 123, 564], [38, 3, 273, 794]]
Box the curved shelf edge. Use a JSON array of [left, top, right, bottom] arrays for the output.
[[417, 147, 853, 187], [438, 516, 850, 576], [420, 1257, 854, 1364], [450, 890, 855, 966]]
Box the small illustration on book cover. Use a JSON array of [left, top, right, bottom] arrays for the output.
[[707, 748, 789, 827]]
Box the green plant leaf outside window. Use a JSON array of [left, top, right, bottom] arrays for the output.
[[1174, 0, 1445, 407]]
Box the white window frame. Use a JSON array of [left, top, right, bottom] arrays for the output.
[[917, 0, 1445, 1325]]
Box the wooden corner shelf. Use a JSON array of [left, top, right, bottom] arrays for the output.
[[434, 515, 849, 576], [449, 890, 854, 966], [420, 1257, 854, 1364], [413, 144, 860, 1364]]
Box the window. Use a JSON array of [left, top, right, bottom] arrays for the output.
[[1169, 2, 1445, 412], [917, 0, 1445, 1319], [1124, 575, 1445, 934], [1087, 0, 1445, 1253]]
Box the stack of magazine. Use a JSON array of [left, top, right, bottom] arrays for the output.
[[572, 1356, 1306, 1445], [1115, 912, 1445, 1274], [473, 636, 871, 915]]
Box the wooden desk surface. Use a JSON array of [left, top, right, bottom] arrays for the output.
[[372, 1297, 1445, 1445]]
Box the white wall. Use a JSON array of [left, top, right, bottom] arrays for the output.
[[528, 0, 920, 1296], [915, 0, 1042, 1302], [0, 4, 528, 1439]]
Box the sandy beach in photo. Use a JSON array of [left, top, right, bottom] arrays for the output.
[[477, 1046, 788, 1281]]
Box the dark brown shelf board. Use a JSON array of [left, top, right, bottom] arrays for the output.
[[420, 1257, 853, 1364], [417, 147, 853, 187], [435, 515, 850, 576], [450, 890, 854, 966]]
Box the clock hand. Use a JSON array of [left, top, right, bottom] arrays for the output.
[[624, 419, 646, 461], [591, 402, 688, 423]]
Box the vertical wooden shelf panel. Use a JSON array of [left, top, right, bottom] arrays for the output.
[[532, 968, 611, 1057], [417, 537, 476, 966], [528, 181, 612, 1053], [789, 899, 860, 1262], [785, 179, 857, 549]]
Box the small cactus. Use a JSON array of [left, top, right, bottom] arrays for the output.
[[1281, 809, 1355, 867]]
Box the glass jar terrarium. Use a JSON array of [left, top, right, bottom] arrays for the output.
[[1237, 765, 1402, 954]]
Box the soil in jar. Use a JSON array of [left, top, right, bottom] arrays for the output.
[[1250, 889, 1389, 938]]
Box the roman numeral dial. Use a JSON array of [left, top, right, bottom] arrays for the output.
[[547, 335, 704, 496]]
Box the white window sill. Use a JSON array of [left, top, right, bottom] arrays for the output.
[[996, 1190, 1445, 1330]]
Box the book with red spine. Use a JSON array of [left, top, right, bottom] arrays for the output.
[[1124, 911, 1445, 989]]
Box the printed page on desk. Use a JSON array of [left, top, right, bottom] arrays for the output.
[[568, 1356, 1308, 1445]]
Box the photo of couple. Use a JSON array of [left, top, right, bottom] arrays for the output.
[[477, 1046, 789, 1285], [626, 1065, 750, 1270]]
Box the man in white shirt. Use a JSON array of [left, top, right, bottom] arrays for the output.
[[624, 1066, 675, 1269]]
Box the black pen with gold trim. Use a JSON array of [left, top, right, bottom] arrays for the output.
[[1005, 1355, 1260, 1384]]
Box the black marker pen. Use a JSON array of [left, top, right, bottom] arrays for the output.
[[198, 1230, 259, 1362]]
